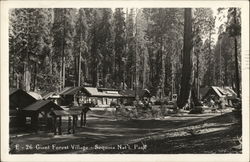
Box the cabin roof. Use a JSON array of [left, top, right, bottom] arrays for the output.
[[51, 110, 81, 116], [23, 100, 63, 111], [9, 88, 37, 109], [28, 91, 43, 100]]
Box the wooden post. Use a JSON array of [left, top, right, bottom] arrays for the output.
[[58, 116, 62, 135], [53, 116, 57, 135], [80, 110, 83, 127], [72, 116, 76, 134], [83, 112, 87, 127], [75, 114, 78, 128], [68, 116, 71, 134]]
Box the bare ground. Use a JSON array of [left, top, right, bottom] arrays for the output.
[[9, 111, 241, 154]]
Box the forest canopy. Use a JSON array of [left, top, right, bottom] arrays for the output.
[[9, 8, 241, 103]]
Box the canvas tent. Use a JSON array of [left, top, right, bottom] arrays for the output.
[[202, 86, 237, 107]]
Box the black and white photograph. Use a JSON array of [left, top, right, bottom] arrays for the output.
[[1, 0, 249, 162]]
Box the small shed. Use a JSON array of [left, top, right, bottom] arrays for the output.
[[21, 100, 63, 131], [9, 89, 37, 127]]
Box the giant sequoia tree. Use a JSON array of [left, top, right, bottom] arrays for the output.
[[177, 8, 193, 109]]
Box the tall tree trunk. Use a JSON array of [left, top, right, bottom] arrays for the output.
[[85, 59, 88, 83], [102, 59, 107, 88], [62, 9, 66, 89], [135, 11, 139, 101], [156, 39, 166, 99], [74, 53, 78, 87], [196, 47, 199, 100], [233, 8, 240, 98], [142, 50, 147, 89], [33, 62, 37, 91], [78, 32, 82, 87], [96, 63, 100, 87], [59, 59, 62, 91], [177, 8, 193, 109], [208, 29, 212, 86]]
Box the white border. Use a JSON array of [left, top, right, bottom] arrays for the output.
[[1, 1, 249, 162]]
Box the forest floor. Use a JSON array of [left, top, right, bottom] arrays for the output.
[[10, 110, 241, 154]]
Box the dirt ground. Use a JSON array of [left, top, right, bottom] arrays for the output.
[[9, 111, 241, 154]]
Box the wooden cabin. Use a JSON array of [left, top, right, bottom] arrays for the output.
[[9, 89, 37, 127]]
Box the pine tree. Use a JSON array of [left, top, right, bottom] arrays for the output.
[[113, 8, 126, 88], [74, 9, 88, 86], [52, 8, 75, 90]]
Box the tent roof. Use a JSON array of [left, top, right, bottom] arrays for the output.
[[23, 100, 63, 111], [204, 86, 237, 99], [83, 87, 122, 98]]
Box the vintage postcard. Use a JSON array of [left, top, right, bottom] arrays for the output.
[[1, 0, 249, 162]]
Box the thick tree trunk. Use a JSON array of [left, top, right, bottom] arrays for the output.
[[234, 37, 240, 97], [177, 8, 193, 109], [196, 47, 199, 100], [62, 8, 66, 89], [233, 8, 240, 98]]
